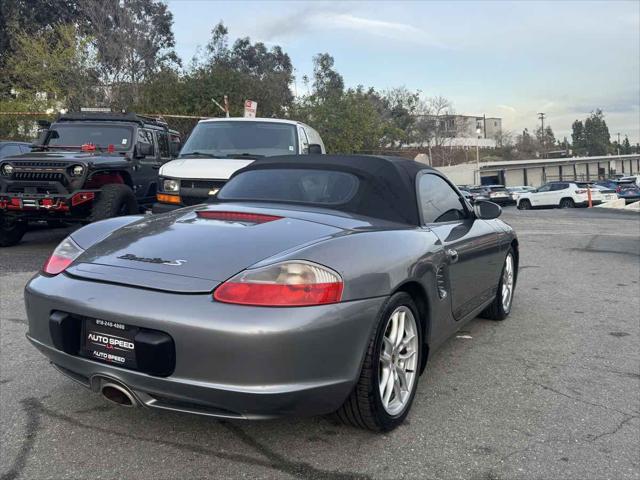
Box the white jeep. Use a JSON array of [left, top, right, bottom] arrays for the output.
[[516, 181, 604, 209], [153, 118, 325, 212]]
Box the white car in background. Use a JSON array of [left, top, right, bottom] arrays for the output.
[[516, 181, 605, 209], [620, 175, 639, 186], [507, 186, 537, 202], [590, 184, 619, 202], [153, 117, 326, 212]]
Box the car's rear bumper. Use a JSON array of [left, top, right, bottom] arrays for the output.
[[25, 273, 386, 418], [488, 197, 513, 205]]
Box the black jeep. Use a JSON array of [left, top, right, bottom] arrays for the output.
[[0, 112, 180, 246]]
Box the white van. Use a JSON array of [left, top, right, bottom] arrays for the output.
[[153, 117, 326, 212]]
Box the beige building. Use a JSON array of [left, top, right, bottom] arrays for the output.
[[437, 114, 502, 140]]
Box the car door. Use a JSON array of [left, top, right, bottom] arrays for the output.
[[530, 183, 552, 206], [134, 128, 162, 203], [417, 172, 501, 321], [549, 182, 570, 205]]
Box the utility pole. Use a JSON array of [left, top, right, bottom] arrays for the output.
[[537, 112, 545, 158]]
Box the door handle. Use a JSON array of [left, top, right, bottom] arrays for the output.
[[446, 249, 459, 264]]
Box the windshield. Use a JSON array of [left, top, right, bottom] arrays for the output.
[[45, 124, 133, 151], [218, 169, 359, 205], [180, 121, 298, 158]]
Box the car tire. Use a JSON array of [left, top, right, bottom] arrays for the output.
[[336, 292, 422, 432], [517, 199, 531, 210], [481, 249, 516, 321], [559, 198, 575, 208], [0, 216, 27, 247], [90, 184, 138, 222]]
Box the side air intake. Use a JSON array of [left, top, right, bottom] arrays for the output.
[[436, 265, 448, 299]]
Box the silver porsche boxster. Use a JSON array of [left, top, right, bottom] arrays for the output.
[[25, 155, 518, 431]]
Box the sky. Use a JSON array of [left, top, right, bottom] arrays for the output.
[[166, 0, 640, 144]]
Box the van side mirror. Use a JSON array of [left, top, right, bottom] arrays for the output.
[[308, 143, 322, 154], [474, 200, 502, 220]]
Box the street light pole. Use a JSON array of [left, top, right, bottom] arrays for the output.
[[537, 112, 545, 158], [476, 127, 482, 185]]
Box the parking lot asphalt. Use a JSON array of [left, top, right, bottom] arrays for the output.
[[1, 208, 639, 480]]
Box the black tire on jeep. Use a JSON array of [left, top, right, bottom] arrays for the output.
[[90, 184, 138, 222], [0, 216, 28, 247]]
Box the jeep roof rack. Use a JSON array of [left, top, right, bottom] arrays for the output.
[[56, 112, 170, 129]]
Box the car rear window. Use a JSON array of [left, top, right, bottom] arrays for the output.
[[218, 169, 359, 205], [489, 186, 507, 192]]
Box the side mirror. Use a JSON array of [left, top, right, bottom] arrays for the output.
[[308, 143, 322, 154], [135, 142, 153, 158], [474, 200, 502, 220]]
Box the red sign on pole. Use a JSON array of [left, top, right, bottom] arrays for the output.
[[244, 100, 257, 118]]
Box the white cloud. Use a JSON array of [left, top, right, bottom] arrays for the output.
[[257, 6, 447, 48]]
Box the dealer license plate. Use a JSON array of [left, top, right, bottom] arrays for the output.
[[82, 318, 138, 368]]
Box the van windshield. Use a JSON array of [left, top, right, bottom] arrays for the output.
[[180, 121, 298, 158]]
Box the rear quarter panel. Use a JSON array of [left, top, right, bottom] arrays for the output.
[[253, 228, 457, 349]]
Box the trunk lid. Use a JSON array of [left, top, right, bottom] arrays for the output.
[[68, 206, 344, 292]]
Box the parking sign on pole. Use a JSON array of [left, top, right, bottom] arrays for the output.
[[244, 100, 257, 118]]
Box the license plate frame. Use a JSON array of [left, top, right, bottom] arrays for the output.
[[81, 318, 138, 368]]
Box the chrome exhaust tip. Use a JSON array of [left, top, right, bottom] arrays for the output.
[[101, 382, 138, 407]]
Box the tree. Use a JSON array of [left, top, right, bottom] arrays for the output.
[[181, 22, 294, 118], [82, 0, 180, 107], [622, 136, 632, 154], [412, 95, 457, 165], [311, 53, 344, 101], [535, 125, 556, 152], [290, 54, 389, 153], [4, 24, 99, 109], [582, 109, 610, 156], [515, 128, 540, 157], [493, 130, 515, 159], [571, 120, 585, 155], [0, 0, 88, 79]]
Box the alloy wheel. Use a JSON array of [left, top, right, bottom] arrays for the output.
[[378, 306, 419, 416], [502, 254, 514, 312]]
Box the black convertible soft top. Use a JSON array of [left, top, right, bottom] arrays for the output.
[[227, 155, 432, 225]]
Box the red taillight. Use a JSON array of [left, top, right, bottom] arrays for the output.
[[213, 261, 343, 307], [42, 255, 75, 275], [81, 143, 96, 152], [42, 236, 84, 275], [616, 186, 622, 193], [196, 211, 282, 224], [214, 282, 343, 306], [575, 189, 588, 194]]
